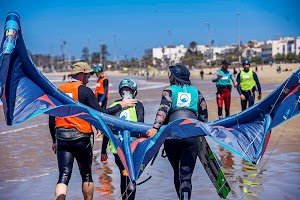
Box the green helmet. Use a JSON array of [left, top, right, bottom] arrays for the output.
[[119, 79, 138, 98]]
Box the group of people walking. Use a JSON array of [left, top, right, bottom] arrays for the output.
[[212, 59, 262, 119], [49, 60, 262, 200]]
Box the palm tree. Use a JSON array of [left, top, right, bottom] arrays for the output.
[[100, 44, 109, 64], [82, 47, 89, 61]]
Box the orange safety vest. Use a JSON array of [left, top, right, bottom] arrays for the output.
[[95, 77, 109, 99], [55, 81, 93, 133]]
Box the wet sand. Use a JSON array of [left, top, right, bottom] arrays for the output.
[[0, 66, 299, 199]]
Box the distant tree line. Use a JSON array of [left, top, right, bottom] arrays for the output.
[[273, 53, 300, 63], [29, 42, 154, 72], [29, 41, 300, 72]]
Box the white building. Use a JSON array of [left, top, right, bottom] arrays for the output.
[[258, 36, 300, 62], [271, 37, 299, 56], [260, 42, 272, 62], [196, 44, 237, 61], [296, 37, 300, 55], [145, 44, 187, 66], [242, 47, 262, 58]]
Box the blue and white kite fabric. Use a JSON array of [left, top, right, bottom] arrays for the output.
[[1, 12, 299, 185]]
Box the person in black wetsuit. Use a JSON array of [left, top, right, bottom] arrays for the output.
[[236, 59, 262, 111], [100, 78, 144, 200], [48, 62, 137, 200], [146, 64, 208, 200]]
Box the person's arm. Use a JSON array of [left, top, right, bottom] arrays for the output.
[[80, 86, 122, 115], [146, 88, 172, 137], [49, 116, 56, 143], [197, 91, 208, 122], [236, 72, 242, 94], [99, 79, 109, 103], [212, 72, 219, 82], [136, 101, 145, 123], [253, 72, 262, 94], [49, 116, 57, 154], [230, 74, 236, 86], [153, 88, 172, 129]]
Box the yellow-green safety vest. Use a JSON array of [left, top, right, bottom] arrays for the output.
[[240, 69, 255, 91], [108, 101, 138, 154]]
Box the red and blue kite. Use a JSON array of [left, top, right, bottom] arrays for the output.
[[1, 12, 299, 199]]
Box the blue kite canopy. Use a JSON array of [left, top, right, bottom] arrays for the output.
[[1, 12, 300, 198]]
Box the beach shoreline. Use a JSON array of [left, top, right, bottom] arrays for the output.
[[0, 63, 299, 199]]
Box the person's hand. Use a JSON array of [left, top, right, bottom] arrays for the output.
[[122, 169, 128, 177], [99, 102, 102, 107], [217, 74, 223, 79], [120, 98, 137, 109], [101, 154, 108, 164], [146, 128, 158, 137], [52, 143, 56, 154], [95, 130, 102, 138], [240, 94, 246, 100], [257, 94, 262, 100]]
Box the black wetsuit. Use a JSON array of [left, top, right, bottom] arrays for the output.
[[153, 85, 208, 200], [236, 70, 262, 111], [101, 100, 144, 200], [49, 83, 122, 185]]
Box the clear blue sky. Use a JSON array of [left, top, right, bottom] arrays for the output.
[[1, 0, 299, 59]]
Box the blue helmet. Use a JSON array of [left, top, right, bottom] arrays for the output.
[[119, 78, 138, 98], [93, 65, 104, 73], [242, 59, 250, 66]]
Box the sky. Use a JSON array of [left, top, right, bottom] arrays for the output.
[[1, 0, 299, 60]]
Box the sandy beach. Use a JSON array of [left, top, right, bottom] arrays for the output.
[[0, 64, 299, 199]]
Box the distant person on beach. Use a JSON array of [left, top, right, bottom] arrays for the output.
[[146, 64, 208, 200], [276, 65, 282, 73], [48, 62, 136, 200], [212, 60, 237, 119], [101, 78, 144, 200], [94, 65, 109, 108], [236, 59, 262, 111], [200, 69, 204, 79]]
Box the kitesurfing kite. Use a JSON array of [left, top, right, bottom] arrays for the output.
[[1, 12, 299, 199]]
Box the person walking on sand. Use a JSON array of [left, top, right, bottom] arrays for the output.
[[49, 62, 137, 200], [212, 60, 237, 119], [101, 78, 144, 200], [200, 69, 204, 80], [94, 65, 109, 108], [146, 64, 208, 200], [236, 59, 262, 111]]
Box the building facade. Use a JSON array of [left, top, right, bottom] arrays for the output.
[[145, 44, 187, 66]]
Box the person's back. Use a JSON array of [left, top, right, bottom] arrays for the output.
[[49, 62, 137, 200], [146, 65, 208, 200]]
